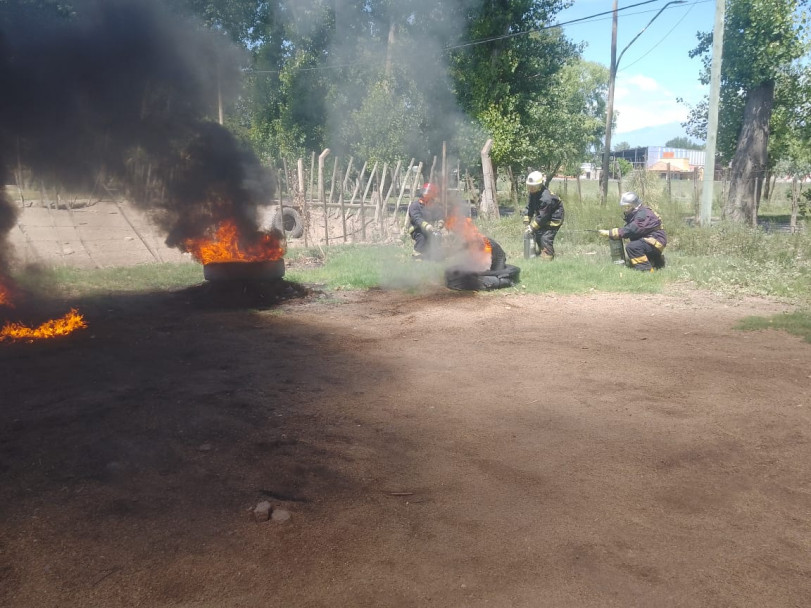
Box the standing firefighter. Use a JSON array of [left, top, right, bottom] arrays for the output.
[[523, 171, 564, 259], [599, 191, 667, 271], [408, 182, 444, 260]]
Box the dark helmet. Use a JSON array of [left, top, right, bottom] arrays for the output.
[[420, 182, 439, 203]]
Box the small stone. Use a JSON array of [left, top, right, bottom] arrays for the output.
[[253, 501, 272, 522], [198, 443, 212, 452], [271, 508, 291, 523]]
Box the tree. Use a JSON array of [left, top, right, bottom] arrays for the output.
[[664, 136, 702, 150], [450, 0, 580, 176], [685, 0, 810, 222], [614, 141, 631, 151], [527, 59, 608, 180]]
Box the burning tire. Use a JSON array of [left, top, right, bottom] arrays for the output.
[[271, 208, 304, 239], [445, 264, 520, 291], [203, 259, 285, 282]]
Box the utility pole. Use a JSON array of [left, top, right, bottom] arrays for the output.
[[600, 1, 619, 206], [600, 0, 687, 205], [700, 0, 726, 226]]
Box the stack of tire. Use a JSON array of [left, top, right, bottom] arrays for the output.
[[444, 239, 520, 291]]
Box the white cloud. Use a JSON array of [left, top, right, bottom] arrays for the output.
[[624, 74, 661, 92], [612, 73, 689, 134]]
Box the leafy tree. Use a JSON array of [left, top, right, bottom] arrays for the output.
[[529, 59, 608, 180], [614, 141, 631, 152], [450, 1, 580, 175], [664, 136, 702, 150], [684, 0, 810, 222]]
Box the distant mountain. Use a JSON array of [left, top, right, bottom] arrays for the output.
[[614, 122, 704, 149]]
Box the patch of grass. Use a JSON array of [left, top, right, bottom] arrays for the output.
[[735, 310, 811, 342], [284, 244, 444, 291], [11, 204, 807, 307]]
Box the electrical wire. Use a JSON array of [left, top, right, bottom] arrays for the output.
[[247, 0, 705, 75], [620, 1, 699, 71]]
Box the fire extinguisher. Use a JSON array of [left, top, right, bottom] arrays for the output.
[[523, 229, 534, 259]]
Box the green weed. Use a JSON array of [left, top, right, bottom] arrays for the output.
[[735, 310, 811, 342]]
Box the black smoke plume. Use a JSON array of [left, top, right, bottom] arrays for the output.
[[0, 0, 275, 272]]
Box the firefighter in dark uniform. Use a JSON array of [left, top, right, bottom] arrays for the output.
[[407, 182, 444, 260], [599, 191, 667, 271], [523, 171, 564, 259]]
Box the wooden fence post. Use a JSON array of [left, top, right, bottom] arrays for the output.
[[341, 157, 353, 243], [382, 160, 401, 228], [348, 162, 367, 242], [375, 161, 389, 232], [318, 148, 330, 204], [361, 162, 378, 241], [308, 152, 315, 204], [296, 158, 308, 246], [326, 156, 338, 247], [394, 158, 414, 221], [480, 139, 499, 219]]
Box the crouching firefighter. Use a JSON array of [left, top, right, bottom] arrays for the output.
[[408, 182, 444, 260], [523, 171, 564, 259], [599, 191, 666, 271]]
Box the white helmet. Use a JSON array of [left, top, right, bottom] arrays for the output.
[[620, 191, 640, 207], [526, 171, 546, 187]]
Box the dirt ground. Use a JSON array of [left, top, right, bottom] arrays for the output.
[[1, 278, 810, 607]]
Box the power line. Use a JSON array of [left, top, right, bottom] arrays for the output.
[[620, 1, 700, 71], [444, 0, 700, 50], [247, 0, 703, 75]]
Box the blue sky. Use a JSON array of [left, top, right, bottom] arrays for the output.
[[555, 0, 716, 146]]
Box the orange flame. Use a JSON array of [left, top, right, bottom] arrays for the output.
[[445, 216, 492, 267], [0, 280, 14, 308], [184, 219, 286, 265], [1, 308, 87, 342]]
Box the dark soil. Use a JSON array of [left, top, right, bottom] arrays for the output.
[[1, 285, 809, 607]]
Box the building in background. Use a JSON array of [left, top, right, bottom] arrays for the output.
[[613, 146, 706, 180]]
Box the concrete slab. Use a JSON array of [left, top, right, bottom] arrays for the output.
[[7, 200, 197, 270]]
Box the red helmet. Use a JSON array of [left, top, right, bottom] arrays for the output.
[[420, 182, 438, 203]]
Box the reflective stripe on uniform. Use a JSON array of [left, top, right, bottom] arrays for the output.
[[642, 237, 665, 251], [548, 220, 562, 228], [609, 228, 620, 239], [629, 254, 649, 266]]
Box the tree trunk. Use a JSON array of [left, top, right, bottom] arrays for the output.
[[479, 139, 499, 219], [725, 81, 774, 223]]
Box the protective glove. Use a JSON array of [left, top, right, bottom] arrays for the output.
[[422, 223, 434, 233], [598, 229, 609, 237], [523, 216, 531, 226], [524, 225, 534, 235]]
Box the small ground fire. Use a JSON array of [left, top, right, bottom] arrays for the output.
[[0, 276, 87, 343], [0, 309, 87, 342]]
